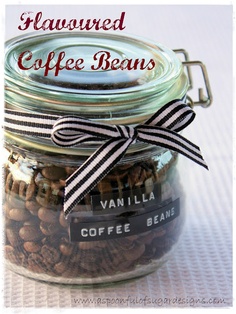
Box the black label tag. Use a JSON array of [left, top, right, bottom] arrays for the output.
[[91, 183, 162, 215], [69, 198, 180, 242]]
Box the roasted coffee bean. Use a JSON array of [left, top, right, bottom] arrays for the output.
[[19, 225, 43, 242], [3, 203, 11, 219], [18, 181, 27, 199], [54, 261, 68, 274], [25, 200, 40, 216], [36, 180, 52, 207], [6, 227, 23, 247], [24, 241, 41, 253], [50, 181, 64, 197], [38, 207, 58, 223], [4, 217, 14, 228], [41, 245, 60, 264], [42, 166, 66, 181], [34, 172, 47, 185], [5, 245, 18, 264], [106, 169, 128, 180], [136, 231, 156, 245], [116, 260, 135, 272], [100, 249, 116, 273], [28, 253, 46, 273], [25, 181, 36, 201], [128, 166, 147, 187], [97, 180, 112, 194], [5, 173, 13, 193], [9, 208, 31, 221], [70, 253, 82, 264], [4, 245, 26, 265], [126, 234, 139, 241], [40, 221, 60, 236], [80, 256, 100, 271], [123, 243, 145, 261], [50, 233, 66, 247], [153, 228, 166, 237], [59, 242, 74, 256], [6, 194, 25, 209], [59, 211, 69, 228], [61, 266, 81, 278], [65, 166, 77, 175], [10, 180, 20, 195], [111, 238, 135, 250]]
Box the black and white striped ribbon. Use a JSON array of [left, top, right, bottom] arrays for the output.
[[4, 99, 208, 217]]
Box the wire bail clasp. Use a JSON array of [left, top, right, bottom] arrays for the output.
[[174, 49, 213, 108]]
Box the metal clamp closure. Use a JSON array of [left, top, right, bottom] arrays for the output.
[[174, 49, 213, 108]]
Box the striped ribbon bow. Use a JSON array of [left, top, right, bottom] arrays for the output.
[[4, 99, 208, 217]]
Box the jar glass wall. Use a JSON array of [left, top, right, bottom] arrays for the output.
[[4, 31, 208, 285], [4, 141, 184, 284]]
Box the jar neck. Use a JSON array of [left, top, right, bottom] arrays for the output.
[[4, 93, 188, 157], [5, 70, 188, 125]]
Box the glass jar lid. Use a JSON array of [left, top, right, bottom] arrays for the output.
[[5, 32, 188, 124]]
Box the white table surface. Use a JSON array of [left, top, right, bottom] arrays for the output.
[[2, 3, 233, 310]]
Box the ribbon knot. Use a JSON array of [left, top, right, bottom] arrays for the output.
[[116, 125, 138, 142], [50, 99, 208, 217], [4, 99, 208, 218]]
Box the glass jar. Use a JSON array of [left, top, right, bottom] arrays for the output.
[[3, 32, 212, 285]]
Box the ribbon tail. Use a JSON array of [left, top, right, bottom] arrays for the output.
[[63, 137, 134, 218], [137, 126, 208, 170]]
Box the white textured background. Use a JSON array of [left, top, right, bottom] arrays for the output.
[[3, 3, 233, 310]]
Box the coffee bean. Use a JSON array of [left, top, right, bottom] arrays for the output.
[[4, 245, 22, 264], [4, 217, 14, 228], [153, 228, 166, 237], [61, 267, 80, 278], [136, 231, 156, 245], [3, 203, 11, 219], [5, 245, 17, 262], [59, 242, 74, 256], [116, 260, 135, 272], [54, 261, 68, 274], [80, 256, 100, 271], [19, 225, 43, 242], [38, 207, 58, 223], [28, 253, 46, 273], [18, 181, 27, 199], [25, 200, 40, 216], [9, 208, 31, 221], [5, 173, 13, 193], [6, 194, 25, 209], [42, 166, 66, 181], [6, 228, 23, 247], [11, 180, 20, 195], [97, 180, 112, 194], [123, 243, 145, 261], [59, 211, 69, 228], [50, 181, 64, 197], [111, 238, 134, 250], [25, 181, 36, 201], [65, 166, 78, 175], [41, 245, 60, 264], [36, 181, 52, 207], [39, 221, 60, 236], [24, 241, 41, 253]]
